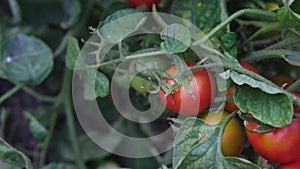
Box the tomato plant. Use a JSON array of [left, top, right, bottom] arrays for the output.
[[225, 61, 259, 112], [277, 160, 300, 169], [159, 62, 216, 115], [1, 0, 300, 169], [245, 110, 300, 163], [201, 111, 245, 157]]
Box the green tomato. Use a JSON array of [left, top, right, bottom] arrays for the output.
[[129, 56, 168, 93]]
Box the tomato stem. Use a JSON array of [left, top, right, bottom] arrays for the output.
[[244, 49, 300, 63], [62, 69, 87, 169], [0, 83, 25, 104], [192, 9, 278, 46], [21, 86, 57, 103]]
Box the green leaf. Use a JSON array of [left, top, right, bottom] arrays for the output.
[[278, 0, 300, 36], [60, 0, 81, 29], [24, 111, 48, 142], [221, 32, 237, 58], [173, 117, 259, 169], [170, 0, 227, 33], [234, 85, 293, 127], [65, 37, 80, 69], [160, 24, 191, 54], [283, 55, 300, 66], [230, 71, 283, 94], [41, 163, 77, 169], [8, 0, 21, 23], [97, 9, 146, 43], [0, 137, 32, 169], [84, 71, 110, 100], [2, 34, 53, 85], [58, 133, 111, 161]]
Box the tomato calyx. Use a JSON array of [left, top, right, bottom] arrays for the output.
[[160, 61, 198, 99]]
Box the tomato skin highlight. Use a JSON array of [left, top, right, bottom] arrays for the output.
[[277, 160, 300, 169], [201, 111, 245, 157], [246, 116, 300, 163], [126, 0, 161, 8], [225, 62, 259, 113], [159, 62, 216, 115]]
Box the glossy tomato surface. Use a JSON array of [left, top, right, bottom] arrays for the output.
[[201, 111, 245, 157], [126, 0, 161, 8], [277, 160, 300, 169], [225, 62, 259, 112], [246, 116, 300, 163], [159, 62, 216, 115]]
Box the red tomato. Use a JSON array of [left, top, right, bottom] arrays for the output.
[[159, 62, 216, 115], [126, 0, 161, 8], [277, 160, 300, 169], [225, 62, 259, 112], [239, 61, 259, 74], [246, 110, 300, 163]]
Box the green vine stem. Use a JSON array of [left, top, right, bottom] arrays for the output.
[[239, 22, 282, 48], [0, 83, 25, 104], [192, 9, 278, 46], [21, 86, 57, 103], [62, 69, 86, 169], [244, 49, 299, 63]]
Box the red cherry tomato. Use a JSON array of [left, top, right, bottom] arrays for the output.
[[246, 110, 300, 163], [159, 62, 216, 115], [126, 0, 161, 8], [277, 160, 300, 169], [225, 62, 259, 112]]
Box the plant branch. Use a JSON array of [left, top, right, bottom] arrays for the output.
[[62, 69, 86, 169], [192, 9, 278, 46], [0, 83, 25, 104], [21, 86, 57, 103]]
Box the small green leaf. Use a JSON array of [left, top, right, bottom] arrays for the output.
[[278, 0, 300, 36], [230, 71, 282, 94], [170, 0, 227, 33], [41, 163, 77, 169], [160, 24, 191, 54], [0, 137, 32, 169], [2, 34, 53, 85], [24, 111, 48, 142], [84, 71, 109, 100], [173, 117, 259, 169], [97, 9, 146, 43], [283, 55, 300, 66], [65, 37, 80, 69], [221, 32, 237, 58], [60, 0, 81, 29], [234, 85, 293, 127]]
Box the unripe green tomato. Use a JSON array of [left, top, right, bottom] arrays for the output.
[[129, 56, 168, 93]]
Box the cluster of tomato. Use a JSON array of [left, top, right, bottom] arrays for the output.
[[127, 57, 300, 168], [124, 1, 300, 168]]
